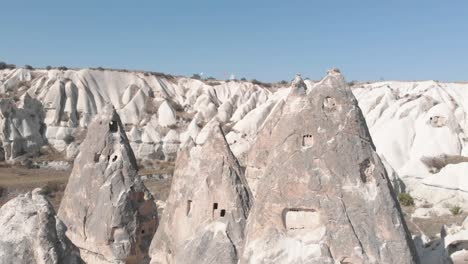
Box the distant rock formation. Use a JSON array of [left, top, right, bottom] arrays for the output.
[[58, 106, 158, 264], [149, 121, 252, 264], [1, 67, 467, 213], [240, 71, 419, 263], [0, 188, 82, 264], [420, 154, 468, 173], [414, 217, 468, 264], [0, 93, 45, 161]]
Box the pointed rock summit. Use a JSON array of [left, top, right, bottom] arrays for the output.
[[149, 121, 252, 264], [241, 70, 418, 263], [0, 188, 82, 264], [289, 73, 307, 96], [58, 106, 158, 264]]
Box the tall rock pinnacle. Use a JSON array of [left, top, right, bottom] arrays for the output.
[[149, 121, 252, 264], [58, 106, 158, 264], [241, 70, 419, 264]]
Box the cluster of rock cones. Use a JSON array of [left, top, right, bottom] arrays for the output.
[[0, 70, 420, 264]]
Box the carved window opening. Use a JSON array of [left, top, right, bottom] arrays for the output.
[[283, 208, 319, 230], [109, 121, 118, 133], [323, 96, 337, 111], [429, 116, 446, 128], [220, 209, 226, 217], [187, 200, 192, 216], [94, 153, 101, 162], [212, 203, 218, 218], [302, 134, 314, 147], [359, 159, 374, 183]]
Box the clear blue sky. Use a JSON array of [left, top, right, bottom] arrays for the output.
[[1, 0, 467, 82]]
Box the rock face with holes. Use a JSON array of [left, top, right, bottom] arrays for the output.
[[149, 121, 252, 264], [58, 106, 158, 264], [240, 70, 419, 264], [0, 188, 82, 264]]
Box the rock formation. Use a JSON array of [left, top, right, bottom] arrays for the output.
[[240, 70, 419, 263], [0, 93, 45, 161], [1, 67, 468, 214], [58, 106, 158, 264], [0, 188, 82, 264], [149, 121, 252, 264], [414, 217, 468, 264]]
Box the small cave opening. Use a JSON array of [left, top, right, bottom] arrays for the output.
[[302, 134, 314, 147], [429, 116, 447, 128], [141, 229, 145, 234], [323, 96, 338, 112], [212, 203, 218, 218], [282, 208, 319, 230], [109, 120, 118, 133], [94, 153, 101, 162], [220, 209, 226, 217], [186, 200, 192, 216], [112, 155, 118, 162], [359, 158, 374, 183]]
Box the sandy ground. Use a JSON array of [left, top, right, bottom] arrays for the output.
[[0, 162, 70, 209], [0, 162, 174, 212]]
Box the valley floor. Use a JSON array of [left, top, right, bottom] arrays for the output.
[[0, 164, 174, 212]]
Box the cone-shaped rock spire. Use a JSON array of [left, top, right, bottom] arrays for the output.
[[58, 105, 158, 264], [241, 70, 418, 264], [149, 120, 252, 264]]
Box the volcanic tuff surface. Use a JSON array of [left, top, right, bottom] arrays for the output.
[[240, 70, 418, 263], [0, 188, 82, 264], [0, 68, 467, 210], [1, 67, 468, 263], [58, 106, 158, 264], [149, 120, 252, 264]]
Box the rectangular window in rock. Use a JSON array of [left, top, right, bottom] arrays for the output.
[[220, 209, 226, 217], [212, 203, 218, 218], [302, 135, 314, 147], [186, 200, 192, 216], [283, 208, 319, 230]]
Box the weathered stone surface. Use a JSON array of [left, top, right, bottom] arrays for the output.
[[149, 121, 252, 264], [240, 70, 419, 264], [0, 93, 45, 161], [58, 106, 158, 264], [158, 100, 177, 127], [0, 188, 82, 264]]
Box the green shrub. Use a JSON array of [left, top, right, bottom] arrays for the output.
[[450, 206, 462, 215], [398, 193, 414, 206]]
